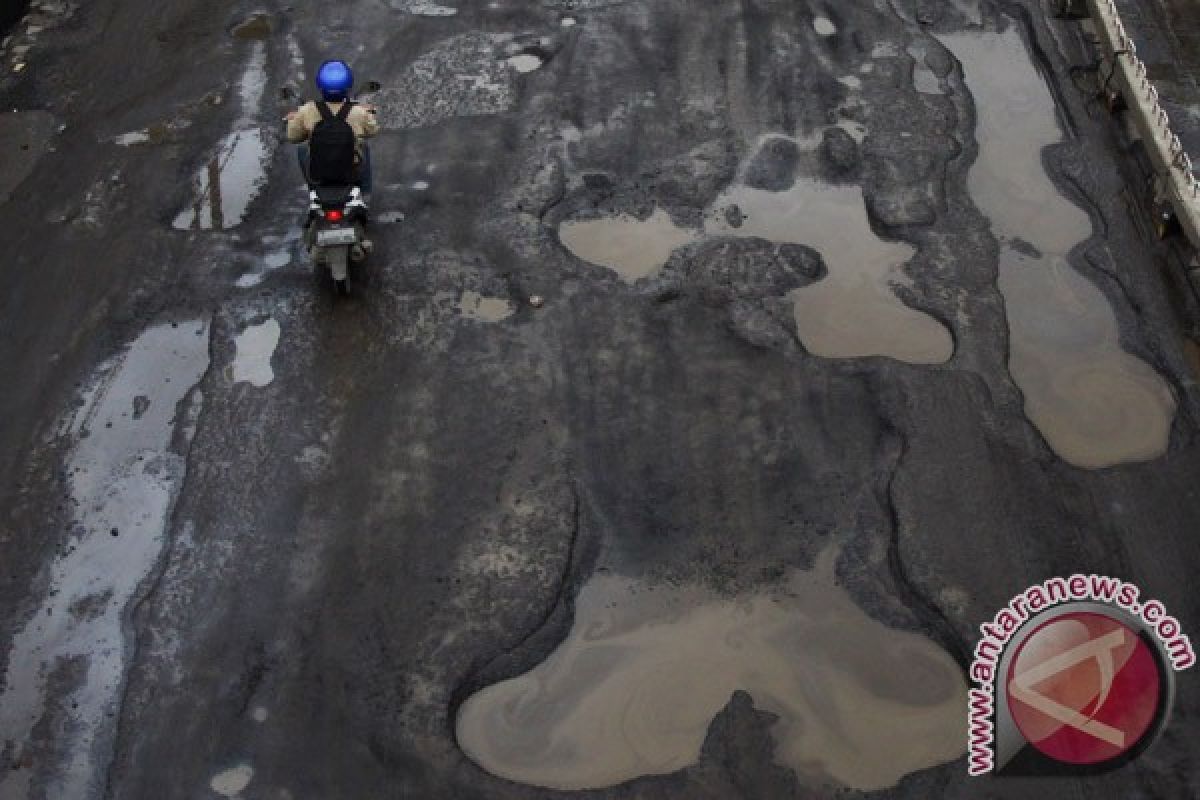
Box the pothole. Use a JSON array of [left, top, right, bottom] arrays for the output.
[[706, 169, 953, 364], [457, 547, 966, 791], [558, 208, 699, 283], [173, 43, 271, 231], [942, 27, 1176, 467], [230, 318, 281, 388], [172, 128, 269, 231], [0, 320, 211, 800], [556, 135, 952, 364]]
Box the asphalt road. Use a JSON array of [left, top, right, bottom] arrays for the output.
[[1, 0, 1199, 798]]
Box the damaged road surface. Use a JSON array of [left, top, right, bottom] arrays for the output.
[[1, 0, 1199, 798]]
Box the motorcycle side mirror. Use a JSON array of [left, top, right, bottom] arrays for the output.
[[365, 80, 382, 92]]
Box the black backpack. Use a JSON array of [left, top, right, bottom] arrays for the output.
[[307, 101, 357, 186]]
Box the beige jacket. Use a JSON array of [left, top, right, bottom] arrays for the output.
[[286, 100, 380, 144]]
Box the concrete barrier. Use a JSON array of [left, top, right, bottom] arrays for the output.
[[1085, 0, 1200, 248]]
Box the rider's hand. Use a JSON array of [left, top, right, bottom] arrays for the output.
[[285, 110, 299, 121]]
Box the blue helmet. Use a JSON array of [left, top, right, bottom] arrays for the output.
[[316, 60, 354, 102]]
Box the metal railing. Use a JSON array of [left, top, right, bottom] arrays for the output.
[[1092, 0, 1200, 208]]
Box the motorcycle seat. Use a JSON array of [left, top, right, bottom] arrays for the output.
[[313, 186, 356, 207]]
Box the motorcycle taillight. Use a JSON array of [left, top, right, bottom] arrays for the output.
[[326, 209, 344, 222]]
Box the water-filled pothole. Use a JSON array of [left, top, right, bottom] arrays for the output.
[[173, 129, 269, 231], [174, 44, 271, 231], [942, 28, 1176, 467], [556, 135, 953, 364], [558, 208, 699, 283], [457, 548, 966, 791], [706, 171, 953, 364], [230, 318, 281, 387], [0, 321, 211, 800]]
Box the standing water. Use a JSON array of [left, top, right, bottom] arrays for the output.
[[0, 321, 210, 799], [173, 42, 272, 231], [457, 549, 966, 792], [707, 164, 954, 364], [941, 28, 1176, 467], [558, 209, 699, 283]]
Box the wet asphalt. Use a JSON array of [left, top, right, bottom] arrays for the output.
[[1, 0, 1200, 798]]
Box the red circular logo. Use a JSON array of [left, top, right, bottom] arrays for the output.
[[1006, 611, 1162, 764]]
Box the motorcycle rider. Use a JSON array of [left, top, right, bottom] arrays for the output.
[[285, 59, 379, 192]]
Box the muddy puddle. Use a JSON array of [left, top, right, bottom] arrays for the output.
[[707, 165, 954, 364], [942, 29, 1176, 467], [457, 549, 966, 792], [0, 110, 57, 204], [557, 134, 951, 363], [0, 321, 211, 799], [558, 209, 699, 283], [174, 43, 271, 231], [231, 318, 280, 387]]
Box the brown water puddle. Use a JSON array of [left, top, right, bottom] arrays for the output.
[[457, 549, 966, 791], [558, 209, 699, 283], [1000, 250, 1176, 466], [707, 168, 954, 364], [942, 29, 1176, 467], [556, 140, 953, 364]]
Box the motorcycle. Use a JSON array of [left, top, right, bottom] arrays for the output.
[[282, 81, 381, 296], [306, 184, 369, 296]]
